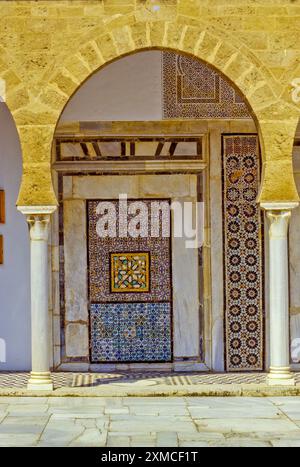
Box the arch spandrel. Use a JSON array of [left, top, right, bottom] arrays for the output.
[[9, 16, 299, 206]]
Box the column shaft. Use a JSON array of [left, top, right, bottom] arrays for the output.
[[28, 216, 52, 389], [18, 206, 56, 391], [266, 209, 295, 385]]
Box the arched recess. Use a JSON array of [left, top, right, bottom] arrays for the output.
[[0, 101, 30, 370], [13, 17, 299, 207], [50, 48, 267, 372]]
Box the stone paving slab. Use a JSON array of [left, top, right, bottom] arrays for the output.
[[1, 384, 300, 397], [177, 431, 225, 441], [212, 439, 272, 447], [0, 396, 299, 446], [38, 421, 86, 446], [276, 408, 300, 420], [270, 397, 300, 404], [109, 417, 197, 434], [69, 427, 107, 447], [6, 404, 49, 415], [47, 397, 115, 406], [185, 396, 277, 406], [179, 441, 210, 447], [271, 440, 300, 447], [129, 405, 188, 416], [106, 435, 131, 447], [130, 434, 156, 447], [104, 407, 129, 415], [0, 433, 39, 447], [188, 406, 281, 419], [0, 396, 49, 404], [0, 416, 49, 435], [157, 432, 178, 447], [195, 417, 299, 434], [47, 406, 105, 416]]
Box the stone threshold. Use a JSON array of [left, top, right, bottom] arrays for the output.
[[1, 384, 300, 397], [0, 371, 300, 397]]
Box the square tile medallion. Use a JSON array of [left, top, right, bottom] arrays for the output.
[[110, 252, 150, 293]]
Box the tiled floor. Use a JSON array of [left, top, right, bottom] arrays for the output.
[[0, 396, 300, 446], [1, 371, 300, 389]]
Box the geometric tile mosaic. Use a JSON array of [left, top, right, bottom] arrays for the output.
[[110, 252, 150, 293], [90, 302, 172, 362], [87, 199, 171, 303], [223, 135, 264, 371], [2, 371, 300, 389], [162, 52, 251, 119], [88, 199, 172, 363]]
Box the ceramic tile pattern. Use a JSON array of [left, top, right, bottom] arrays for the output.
[[1, 371, 300, 389], [88, 199, 171, 303], [162, 52, 251, 119], [88, 199, 172, 363], [223, 135, 264, 371], [90, 303, 172, 362]]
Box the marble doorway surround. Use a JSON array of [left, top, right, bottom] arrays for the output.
[[57, 173, 205, 372]]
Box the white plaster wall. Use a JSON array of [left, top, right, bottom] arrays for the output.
[[0, 103, 30, 370], [290, 146, 300, 363], [61, 51, 162, 122]]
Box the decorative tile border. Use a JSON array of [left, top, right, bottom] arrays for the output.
[[222, 135, 264, 371], [162, 52, 251, 119]]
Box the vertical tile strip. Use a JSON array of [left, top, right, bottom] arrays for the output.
[[223, 135, 264, 371], [58, 174, 66, 362]]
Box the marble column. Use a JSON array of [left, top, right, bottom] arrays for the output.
[[262, 203, 298, 385], [18, 206, 57, 390]]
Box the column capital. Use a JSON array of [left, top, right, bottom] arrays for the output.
[[260, 202, 299, 211], [266, 209, 291, 229], [265, 208, 294, 239], [18, 206, 57, 242], [261, 203, 298, 239], [17, 205, 57, 217]]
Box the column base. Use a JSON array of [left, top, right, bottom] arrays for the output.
[[267, 367, 295, 386], [27, 372, 53, 391]]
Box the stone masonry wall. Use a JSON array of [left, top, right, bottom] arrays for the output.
[[0, 0, 299, 205]]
